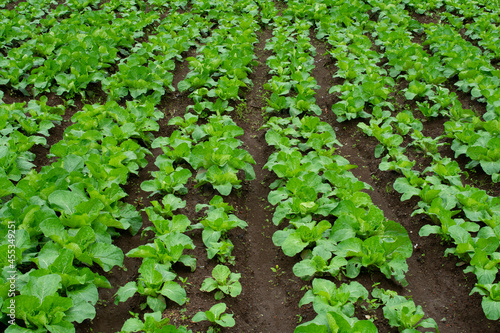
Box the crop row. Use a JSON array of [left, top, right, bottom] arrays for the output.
[[113, 0, 262, 331], [262, 1, 439, 331]]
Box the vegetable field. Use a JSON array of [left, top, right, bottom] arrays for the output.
[[1, 0, 500, 332]]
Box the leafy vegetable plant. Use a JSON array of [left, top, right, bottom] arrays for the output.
[[194, 198, 248, 264], [192, 303, 235, 328], [200, 264, 242, 300], [119, 311, 192, 333]]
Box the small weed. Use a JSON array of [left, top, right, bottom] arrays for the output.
[[97, 299, 108, 307], [271, 265, 285, 278], [235, 101, 248, 120], [178, 276, 191, 288], [180, 308, 188, 321], [133, 197, 144, 207]]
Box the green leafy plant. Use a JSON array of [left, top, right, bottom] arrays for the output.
[[118, 311, 192, 333], [115, 258, 188, 312], [192, 303, 235, 328], [194, 201, 247, 264], [200, 265, 242, 300], [273, 220, 332, 257], [140, 156, 192, 196], [471, 283, 500, 320], [372, 287, 440, 332]]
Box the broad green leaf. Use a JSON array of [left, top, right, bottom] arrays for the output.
[[159, 281, 186, 305], [24, 274, 62, 303], [65, 284, 98, 323], [87, 242, 124, 272], [216, 313, 235, 327], [115, 281, 138, 304], [45, 321, 75, 333], [5, 325, 44, 333], [419, 225, 441, 237], [121, 317, 144, 332], [0, 175, 15, 197], [212, 265, 231, 284], [48, 190, 85, 215], [281, 232, 309, 257], [482, 297, 500, 320], [294, 323, 328, 333], [192, 311, 208, 322], [200, 278, 219, 293], [147, 295, 166, 312]]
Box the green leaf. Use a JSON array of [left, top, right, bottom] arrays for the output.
[[65, 284, 99, 323], [200, 278, 218, 293], [393, 178, 421, 201], [6, 325, 44, 333], [7, 295, 40, 323], [216, 313, 235, 327], [45, 321, 75, 333], [178, 80, 191, 92], [212, 265, 231, 284], [482, 297, 500, 320], [294, 323, 328, 333], [147, 295, 166, 312], [214, 183, 233, 196], [24, 274, 62, 303], [121, 317, 144, 332], [192, 311, 208, 323], [281, 232, 309, 257], [0, 175, 15, 197], [419, 225, 441, 237], [159, 281, 186, 305], [115, 281, 138, 304], [48, 190, 85, 215], [140, 179, 158, 193], [87, 242, 124, 272]]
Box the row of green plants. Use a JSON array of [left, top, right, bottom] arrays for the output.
[[176, 0, 260, 114], [0, 99, 163, 332], [112, 1, 263, 331], [116, 116, 250, 329], [316, 0, 395, 122], [422, 22, 500, 182], [369, 1, 500, 319], [358, 97, 500, 321], [2, 0, 496, 330], [304, 0, 500, 184], [0, 0, 62, 49], [101, 9, 215, 102], [263, 14, 321, 116], [0, 98, 65, 197], [295, 279, 439, 333], [0, 0, 215, 100], [262, 2, 439, 331]]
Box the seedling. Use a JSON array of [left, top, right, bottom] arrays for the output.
[[200, 265, 242, 300]]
